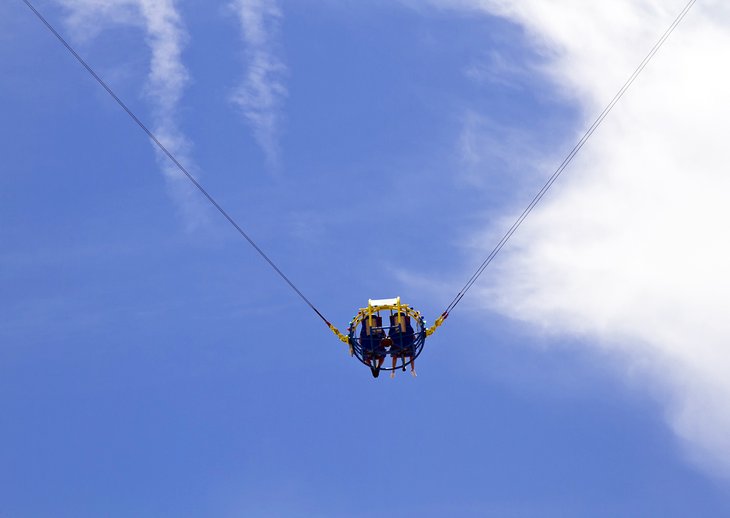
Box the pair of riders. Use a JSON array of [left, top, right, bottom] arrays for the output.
[[360, 312, 417, 378]]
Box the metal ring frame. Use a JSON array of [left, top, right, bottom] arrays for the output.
[[347, 306, 427, 372]]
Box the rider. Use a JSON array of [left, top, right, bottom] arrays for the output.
[[360, 313, 387, 377], [388, 311, 416, 378]]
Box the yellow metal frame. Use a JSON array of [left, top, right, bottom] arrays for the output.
[[425, 312, 447, 336], [327, 296, 447, 354]]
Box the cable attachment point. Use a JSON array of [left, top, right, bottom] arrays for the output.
[[327, 322, 352, 353], [426, 311, 448, 337]]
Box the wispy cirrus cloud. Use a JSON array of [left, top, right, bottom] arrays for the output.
[[58, 0, 203, 225], [419, 0, 730, 478], [229, 0, 287, 170]]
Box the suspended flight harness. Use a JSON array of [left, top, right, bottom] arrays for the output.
[[20, 0, 698, 375]]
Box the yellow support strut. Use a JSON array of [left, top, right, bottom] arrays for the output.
[[327, 322, 353, 355], [425, 312, 448, 337]]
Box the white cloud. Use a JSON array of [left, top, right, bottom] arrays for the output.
[[58, 0, 203, 225], [229, 0, 287, 170], [427, 0, 730, 477]]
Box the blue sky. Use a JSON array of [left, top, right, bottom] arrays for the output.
[[3, 0, 730, 516]]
